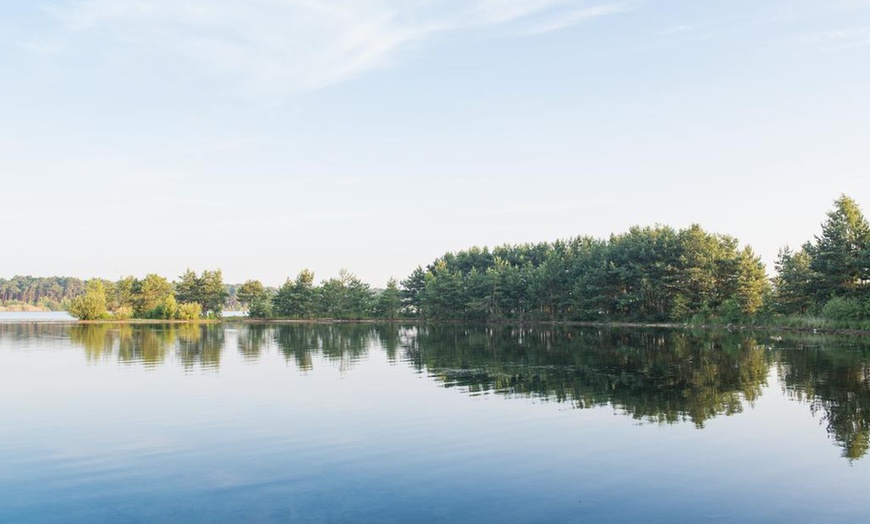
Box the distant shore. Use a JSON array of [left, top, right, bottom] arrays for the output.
[[0, 305, 52, 312], [223, 317, 870, 336], [7, 312, 869, 336]]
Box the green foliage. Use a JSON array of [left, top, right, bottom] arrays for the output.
[[133, 274, 174, 316], [237, 280, 265, 307], [374, 278, 401, 320], [806, 195, 870, 301], [773, 247, 815, 314], [109, 276, 137, 314], [176, 269, 228, 317], [112, 305, 134, 320], [400, 267, 427, 318], [152, 295, 179, 320], [318, 270, 374, 319], [247, 295, 273, 318], [67, 280, 109, 320], [821, 297, 864, 322], [405, 224, 768, 323], [176, 302, 203, 320], [717, 298, 743, 324], [773, 195, 870, 319], [0, 275, 85, 307], [237, 279, 271, 318], [273, 269, 317, 318]]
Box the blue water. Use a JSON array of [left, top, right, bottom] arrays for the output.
[[1, 323, 869, 523]]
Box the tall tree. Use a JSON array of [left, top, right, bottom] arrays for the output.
[[730, 246, 769, 317], [175, 269, 228, 317], [237, 280, 266, 309], [807, 195, 870, 301], [400, 266, 427, 318], [773, 246, 815, 314], [133, 274, 174, 316], [273, 269, 317, 318], [199, 269, 229, 316], [375, 278, 402, 320]]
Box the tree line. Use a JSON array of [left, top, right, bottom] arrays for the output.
[[67, 269, 228, 321], [773, 195, 870, 322], [399, 224, 768, 322], [399, 194, 868, 324], [0, 276, 85, 310], [7, 194, 870, 325]]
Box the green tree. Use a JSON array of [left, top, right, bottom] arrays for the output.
[[237, 280, 266, 308], [807, 195, 870, 302], [730, 246, 769, 317], [374, 278, 402, 320], [175, 269, 200, 306], [175, 269, 228, 318], [400, 266, 427, 318], [317, 270, 374, 319], [68, 280, 109, 320], [133, 274, 174, 317], [110, 276, 137, 313], [273, 269, 316, 318], [199, 269, 229, 317], [773, 246, 815, 314]]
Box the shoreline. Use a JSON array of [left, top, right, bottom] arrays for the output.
[[7, 314, 869, 336]]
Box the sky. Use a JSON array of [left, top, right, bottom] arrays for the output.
[[1, 0, 869, 287]]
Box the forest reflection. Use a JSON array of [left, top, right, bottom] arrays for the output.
[[66, 323, 224, 369], [3, 322, 870, 459]]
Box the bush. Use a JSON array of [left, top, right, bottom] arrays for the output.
[[67, 282, 109, 320], [176, 302, 203, 320], [248, 296, 272, 318], [821, 297, 863, 321], [717, 298, 743, 323], [112, 306, 134, 320], [155, 295, 178, 320]]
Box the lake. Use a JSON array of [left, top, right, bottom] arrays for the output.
[[2, 322, 869, 523]]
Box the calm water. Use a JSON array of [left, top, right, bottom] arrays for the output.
[[0, 311, 74, 322], [2, 323, 870, 523]]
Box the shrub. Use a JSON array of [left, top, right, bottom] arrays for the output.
[[67, 281, 109, 320], [176, 302, 203, 321], [717, 298, 743, 323], [248, 296, 272, 318], [112, 306, 134, 320], [821, 297, 863, 321]]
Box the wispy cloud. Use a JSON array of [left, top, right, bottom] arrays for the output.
[[17, 40, 64, 54], [521, 4, 634, 35], [44, 0, 634, 97], [808, 27, 870, 49]]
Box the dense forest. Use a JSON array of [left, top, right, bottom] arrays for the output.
[[0, 276, 85, 310], [3, 194, 869, 325]]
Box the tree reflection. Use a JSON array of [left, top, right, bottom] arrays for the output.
[[273, 323, 381, 372], [237, 324, 268, 361], [66, 324, 225, 370], [401, 326, 769, 428], [117, 325, 172, 366], [18, 321, 870, 461], [0, 323, 70, 347], [70, 324, 116, 361], [776, 337, 870, 460], [176, 324, 224, 370]]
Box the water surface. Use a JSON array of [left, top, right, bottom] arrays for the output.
[[2, 323, 869, 523]]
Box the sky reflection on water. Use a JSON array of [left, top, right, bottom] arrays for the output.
[[2, 323, 870, 523]]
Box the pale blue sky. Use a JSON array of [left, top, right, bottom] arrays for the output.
[[1, 0, 869, 286]]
